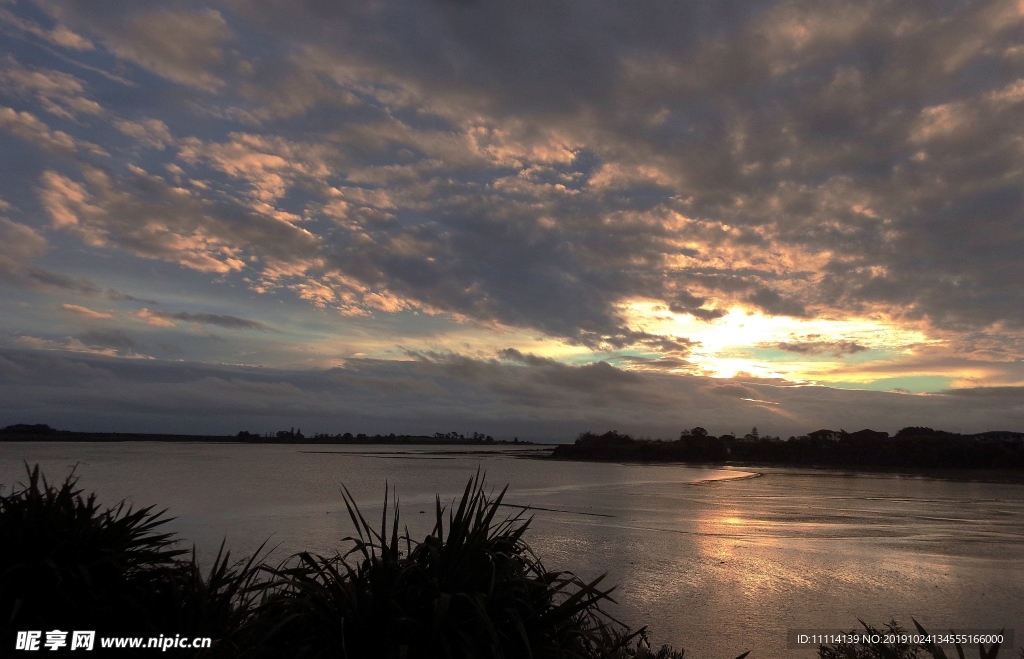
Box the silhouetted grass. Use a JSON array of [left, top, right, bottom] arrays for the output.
[[136, 541, 267, 654], [0, 464, 188, 634], [252, 472, 668, 658]]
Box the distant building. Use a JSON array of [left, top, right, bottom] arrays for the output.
[[808, 429, 842, 441]]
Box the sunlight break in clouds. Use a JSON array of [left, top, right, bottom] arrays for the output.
[[619, 301, 938, 386]]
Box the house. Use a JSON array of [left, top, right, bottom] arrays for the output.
[[807, 429, 842, 441]]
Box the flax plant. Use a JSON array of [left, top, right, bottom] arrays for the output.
[[254, 472, 646, 659], [0, 464, 185, 634], [0, 465, 266, 656]]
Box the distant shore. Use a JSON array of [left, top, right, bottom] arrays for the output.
[[0, 427, 537, 446], [540, 429, 1024, 485], [6, 424, 1024, 483], [745, 462, 1024, 484], [548, 454, 1024, 484]]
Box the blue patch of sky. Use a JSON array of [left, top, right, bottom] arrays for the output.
[[555, 351, 630, 367], [387, 105, 462, 134], [279, 187, 327, 223], [29, 247, 250, 309], [605, 348, 663, 363], [605, 185, 676, 212], [826, 375, 954, 395], [338, 309, 457, 338], [0, 293, 55, 340], [569, 149, 600, 179], [0, 139, 58, 214], [742, 346, 891, 364]]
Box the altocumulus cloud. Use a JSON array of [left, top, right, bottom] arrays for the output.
[[0, 0, 1023, 433]]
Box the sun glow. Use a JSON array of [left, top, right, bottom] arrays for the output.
[[619, 300, 939, 383]]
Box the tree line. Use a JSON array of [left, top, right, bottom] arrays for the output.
[[551, 427, 1024, 470]]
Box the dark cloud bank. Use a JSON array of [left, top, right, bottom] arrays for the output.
[[1, 348, 1019, 439]]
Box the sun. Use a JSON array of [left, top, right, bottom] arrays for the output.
[[617, 299, 937, 384]]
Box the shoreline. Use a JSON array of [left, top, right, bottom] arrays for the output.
[[0, 433, 546, 447], [689, 470, 763, 485], [6, 435, 1023, 484], [542, 450, 1024, 484]]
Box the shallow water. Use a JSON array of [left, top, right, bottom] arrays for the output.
[[2, 442, 1022, 658]]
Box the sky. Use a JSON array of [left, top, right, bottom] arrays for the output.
[[1, 0, 1023, 440]]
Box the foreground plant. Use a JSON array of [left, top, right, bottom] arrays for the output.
[[254, 473, 647, 658], [0, 465, 263, 654], [0, 464, 187, 634], [140, 541, 267, 653]]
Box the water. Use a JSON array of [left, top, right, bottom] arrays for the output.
[[3, 442, 1023, 658]]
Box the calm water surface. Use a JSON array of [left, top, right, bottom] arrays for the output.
[[2, 442, 1022, 658]]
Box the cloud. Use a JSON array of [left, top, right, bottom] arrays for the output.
[[177, 132, 333, 203], [491, 348, 642, 389], [0, 0, 1022, 398], [0, 56, 103, 119], [61, 303, 112, 319], [938, 386, 1024, 408], [12, 2, 1020, 330], [9, 264, 150, 301], [18, 267, 101, 294], [746, 287, 808, 318], [113, 118, 172, 149], [0, 217, 48, 276], [135, 308, 273, 331], [213, 0, 1024, 336], [13, 328, 146, 359], [78, 328, 136, 350], [40, 4, 232, 91], [15, 335, 120, 358], [0, 7, 94, 51], [0, 347, 1020, 437], [37, 165, 318, 274], [774, 340, 868, 356], [700, 383, 760, 399], [0, 106, 105, 155], [0, 218, 108, 298], [134, 308, 175, 328]]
